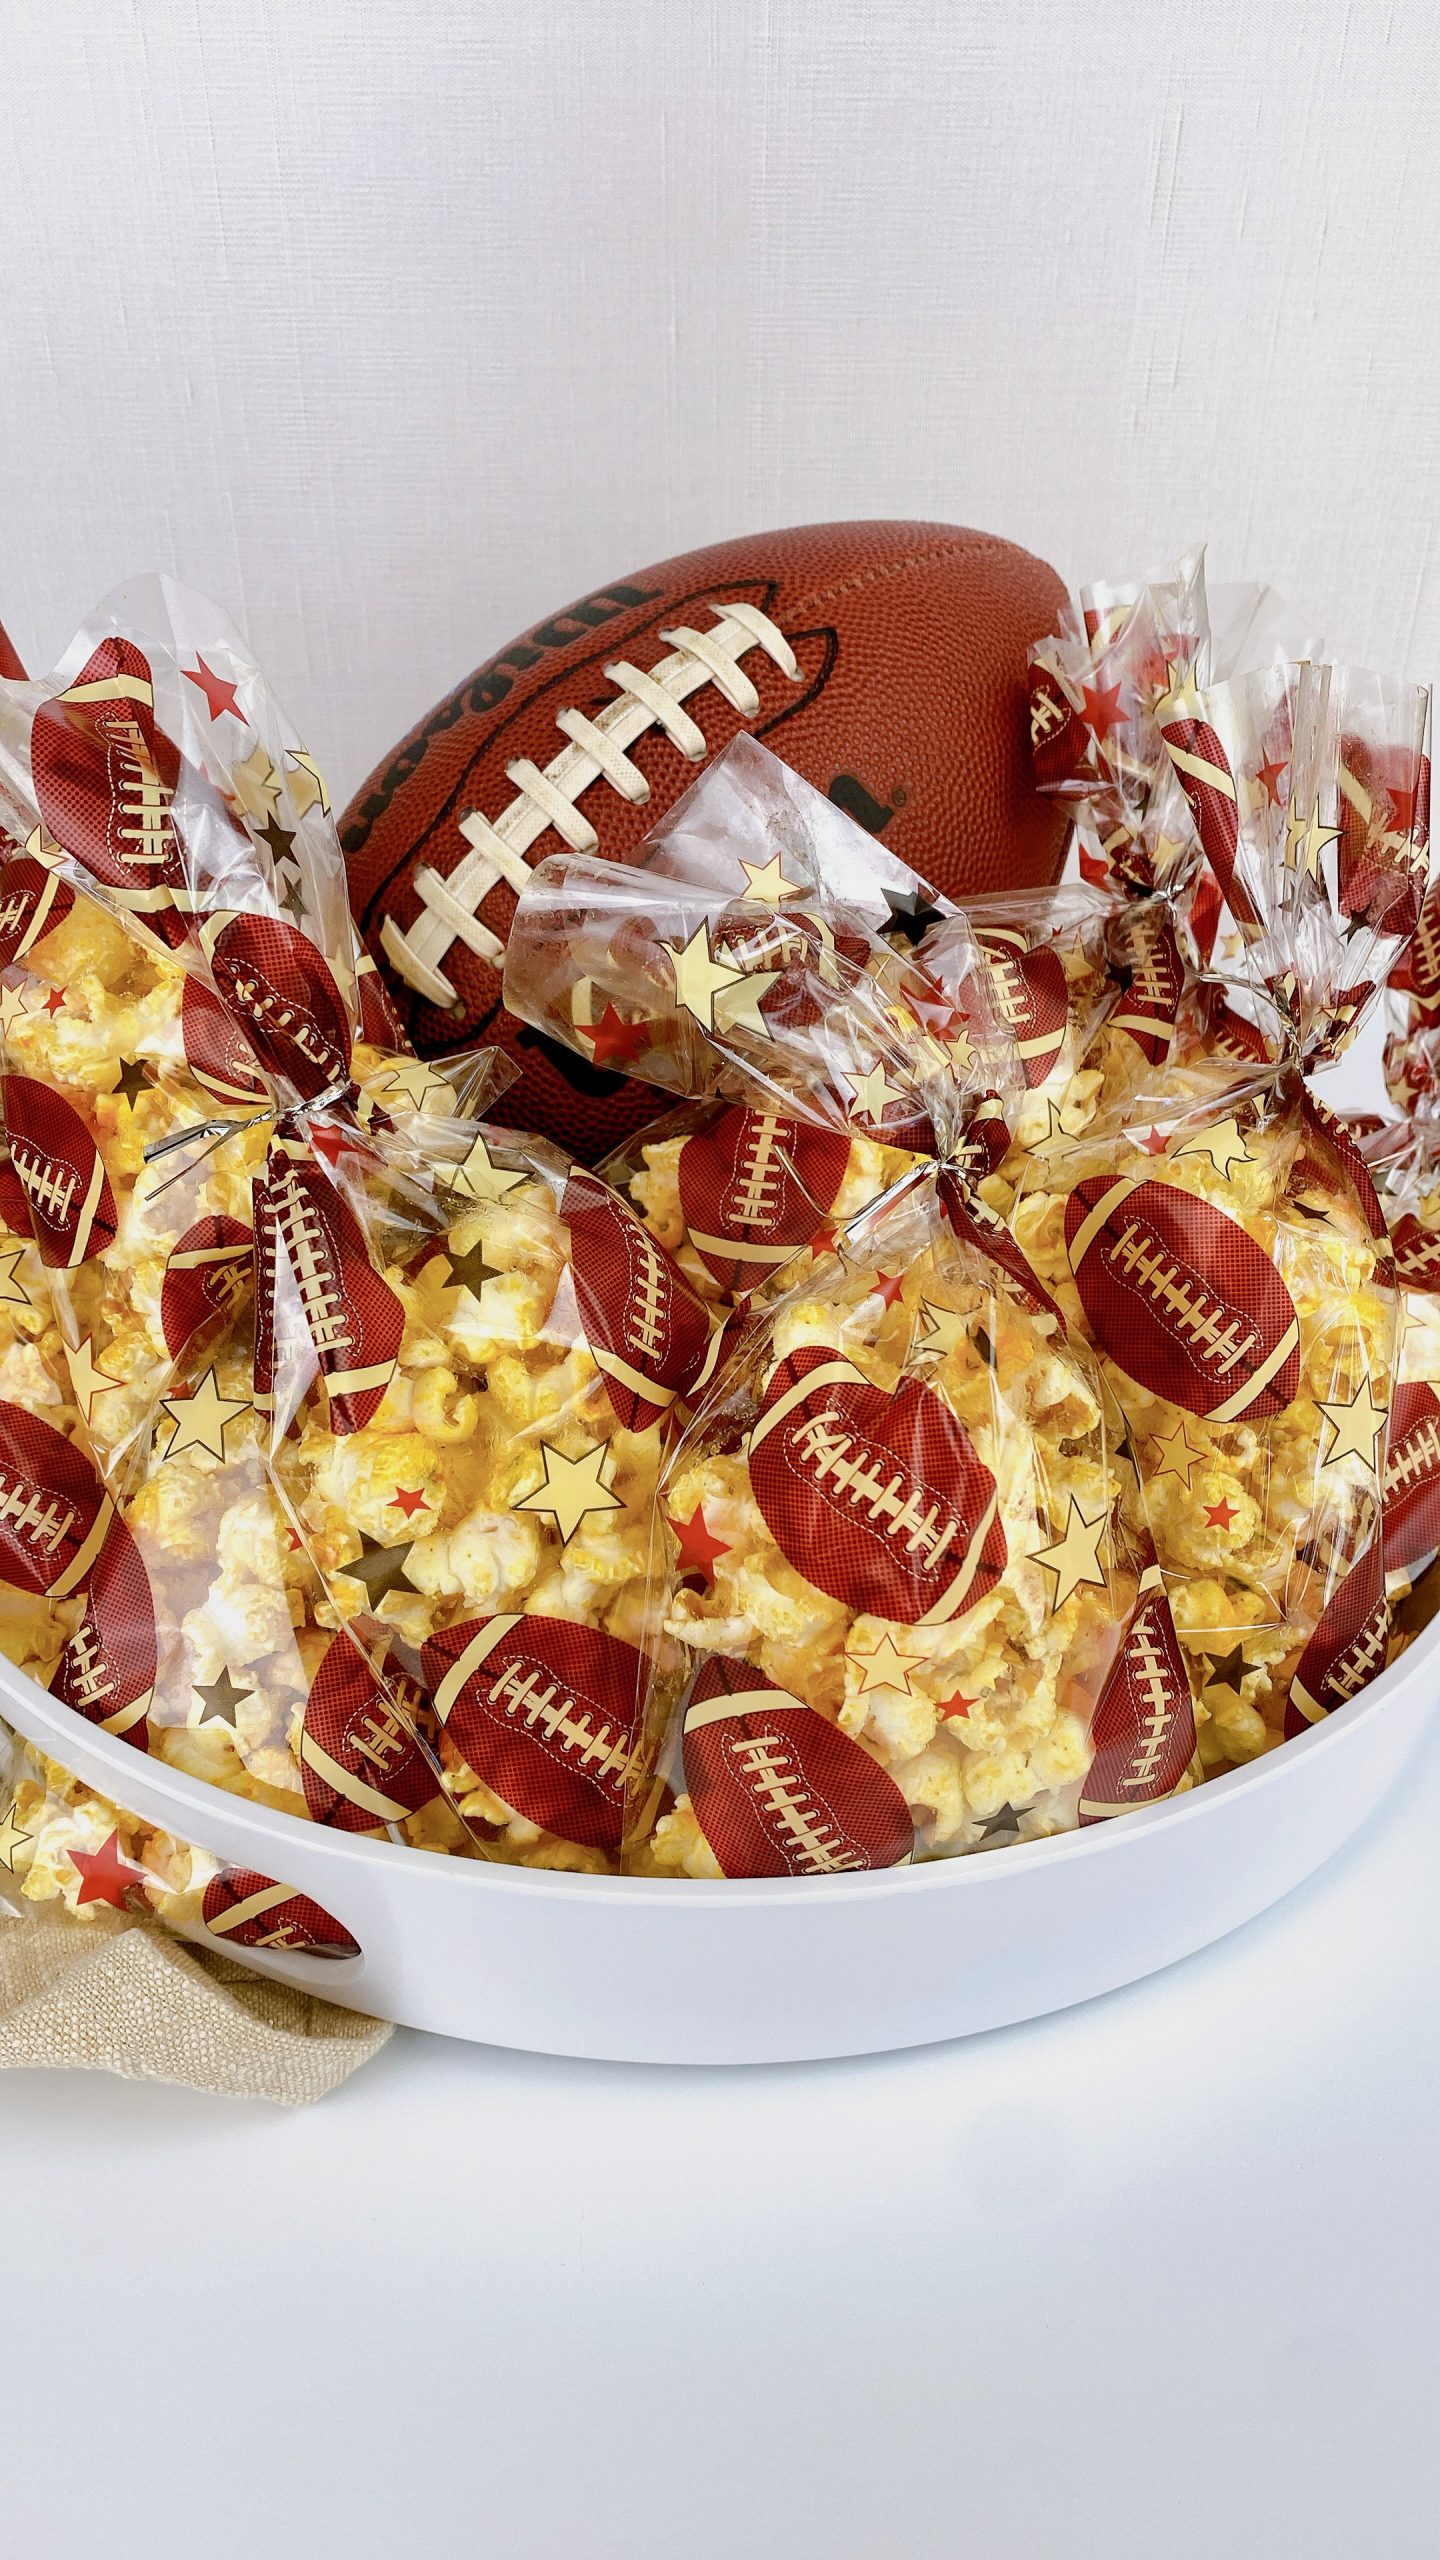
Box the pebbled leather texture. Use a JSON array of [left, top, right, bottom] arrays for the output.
[[341, 519, 1069, 1160]]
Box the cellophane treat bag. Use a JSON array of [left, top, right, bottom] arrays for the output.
[[504, 737, 983, 1320], [0, 579, 543, 1862], [922, 553, 1321, 1222], [0, 1713, 361, 1958], [1002, 654, 1430, 1773], [503, 764, 1205, 1875]]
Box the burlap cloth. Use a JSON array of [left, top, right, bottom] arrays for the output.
[[0, 1899, 392, 2103]]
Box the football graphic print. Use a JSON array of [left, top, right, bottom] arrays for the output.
[[1065, 1173, 1301, 1421], [300, 1637, 441, 1833], [255, 1148, 404, 1433], [161, 1215, 254, 1362], [0, 1075, 118, 1267], [682, 1653, 914, 1876], [28, 638, 190, 945], [201, 1868, 360, 1958], [747, 1344, 1007, 1625], [0, 853, 74, 970], [48, 1515, 156, 1749], [1078, 1574, 1196, 1822], [422, 1611, 649, 1854], [961, 927, 1069, 1089], [562, 1167, 712, 1427], [676, 1108, 853, 1295], [1382, 1380, 1440, 1573], [1285, 1542, 1389, 1735], [0, 1401, 112, 1597], [201, 912, 352, 1101]]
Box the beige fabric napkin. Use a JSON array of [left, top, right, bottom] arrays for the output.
[[0, 1899, 391, 2104]]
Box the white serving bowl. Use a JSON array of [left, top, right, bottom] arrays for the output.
[[2, 1633, 1434, 2066]]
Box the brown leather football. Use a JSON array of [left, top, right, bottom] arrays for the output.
[[341, 518, 1069, 1159]]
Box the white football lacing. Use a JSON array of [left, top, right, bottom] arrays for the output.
[[731, 1116, 787, 1229], [1124, 1606, 1179, 1786], [628, 1229, 666, 1363], [1108, 1220, 1258, 1379], [273, 1175, 349, 1354], [64, 1618, 115, 1711], [0, 1470, 74, 1558], [1386, 1414, 1440, 1499], [11, 1142, 79, 1230], [382, 600, 800, 1009], [107, 714, 176, 867], [489, 1660, 630, 1789], [727, 1729, 867, 1874], [1326, 1606, 1389, 1702], [792, 1404, 960, 1570], [347, 1705, 411, 1775]]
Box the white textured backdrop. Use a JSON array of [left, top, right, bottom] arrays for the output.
[[2, 0, 1437, 798]]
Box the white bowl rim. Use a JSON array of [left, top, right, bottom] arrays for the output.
[[5, 1609, 1434, 1916]]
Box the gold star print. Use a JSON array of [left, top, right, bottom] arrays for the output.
[[666, 923, 745, 1031], [0, 982, 33, 1034], [66, 1337, 124, 1427], [1149, 1416, 1209, 1490], [915, 1301, 966, 1364], [448, 1134, 527, 1207], [1284, 798, 1339, 884], [368, 1056, 459, 1116], [1174, 1116, 1253, 1180], [713, 969, 783, 1037], [1032, 1498, 1109, 1610], [850, 1632, 920, 1698], [231, 741, 282, 825], [1317, 1374, 1388, 1472], [159, 1366, 251, 1462], [841, 1061, 905, 1123], [0, 1242, 30, 1309], [0, 1797, 31, 1872], [516, 1442, 623, 1545], [284, 750, 330, 817], [944, 1019, 976, 1076], [739, 852, 805, 904]]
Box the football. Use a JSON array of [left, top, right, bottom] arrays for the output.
[[747, 1344, 1007, 1625], [677, 1108, 853, 1295], [0, 853, 74, 970], [561, 1167, 712, 1428], [1065, 1173, 1301, 1422], [200, 1867, 360, 1959], [1077, 1573, 1196, 1823], [256, 1147, 404, 1432], [340, 520, 1069, 1160], [0, 1400, 112, 1598], [958, 926, 1069, 1090], [49, 1514, 156, 1749], [300, 1635, 441, 1832], [1286, 1541, 1389, 1735], [181, 974, 270, 1110], [1382, 1380, 1440, 1573], [29, 638, 189, 946], [682, 1652, 913, 1876], [0, 1074, 118, 1266], [422, 1609, 649, 1854], [200, 912, 352, 1102], [161, 1214, 254, 1362]]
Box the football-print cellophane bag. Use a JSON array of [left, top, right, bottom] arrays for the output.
[[928, 552, 1322, 1233], [0, 1712, 362, 1959], [503, 828, 1202, 1876], [1005, 655, 1431, 1774], [0, 582, 535, 1861], [526, 737, 959, 1316]]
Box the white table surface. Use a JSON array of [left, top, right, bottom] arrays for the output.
[[0, 1685, 1436, 2558]]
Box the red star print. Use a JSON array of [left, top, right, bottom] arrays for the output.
[[668, 1504, 730, 1579], [68, 1828, 147, 1911], [1078, 847, 1110, 888], [390, 1486, 430, 1520], [184, 656, 243, 722], [42, 986, 65, 1017], [1141, 1126, 1171, 1156], [1384, 773, 1424, 836], [285, 1525, 303, 1551], [874, 1271, 906, 1308], [580, 1005, 653, 1070], [310, 1122, 349, 1169], [1255, 755, 1289, 809], [936, 1692, 977, 1722], [1203, 1497, 1239, 1530], [1081, 678, 1126, 744], [809, 1224, 839, 1257]]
